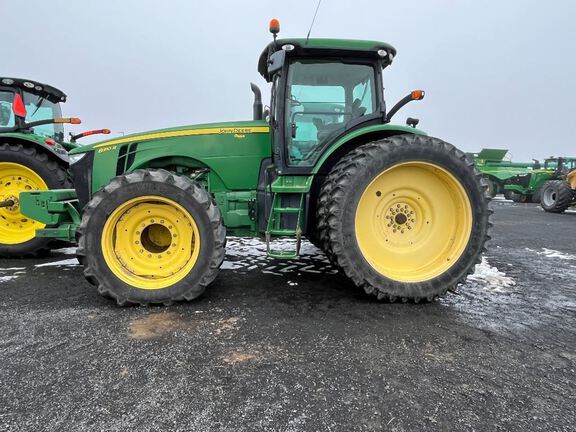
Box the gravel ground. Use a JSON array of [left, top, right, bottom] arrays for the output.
[[0, 200, 574, 431]]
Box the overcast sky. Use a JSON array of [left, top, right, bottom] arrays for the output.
[[2, 0, 574, 161]]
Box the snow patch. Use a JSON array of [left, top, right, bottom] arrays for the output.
[[466, 257, 516, 291], [52, 247, 78, 256], [525, 247, 576, 261], [35, 258, 79, 268], [219, 237, 336, 277], [0, 275, 19, 283], [220, 261, 244, 270]]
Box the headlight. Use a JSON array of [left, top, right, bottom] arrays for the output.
[[69, 152, 88, 164]]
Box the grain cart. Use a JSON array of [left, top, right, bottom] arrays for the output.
[[0, 77, 110, 257], [20, 22, 490, 305], [466, 148, 536, 198]]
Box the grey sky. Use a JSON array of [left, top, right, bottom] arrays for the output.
[[2, 0, 573, 161]]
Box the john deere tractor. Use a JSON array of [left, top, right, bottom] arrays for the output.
[[0, 77, 110, 257], [20, 22, 490, 306], [539, 159, 576, 213], [505, 156, 576, 203]]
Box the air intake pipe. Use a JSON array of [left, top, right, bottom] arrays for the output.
[[250, 83, 263, 120]]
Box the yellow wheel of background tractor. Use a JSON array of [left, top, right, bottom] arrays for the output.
[[0, 142, 71, 257], [0, 162, 47, 245], [77, 169, 226, 306], [316, 134, 490, 302]]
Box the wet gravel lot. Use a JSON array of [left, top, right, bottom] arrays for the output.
[[0, 200, 575, 431]]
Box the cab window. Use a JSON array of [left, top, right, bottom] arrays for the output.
[[0, 91, 15, 128], [22, 91, 64, 140], [285, 60, 377, 166]]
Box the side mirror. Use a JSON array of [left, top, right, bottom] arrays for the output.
[[268, 50, 286, 75]]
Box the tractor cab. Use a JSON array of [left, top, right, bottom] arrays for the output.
[[258, 27, 423, 174], [0, 77, 68, 142], [543, 157, 576, 173], [0, 77, 110, 151]]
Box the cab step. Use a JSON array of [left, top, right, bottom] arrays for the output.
[[265, 192, 305, 259]]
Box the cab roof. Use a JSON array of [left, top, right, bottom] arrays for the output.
[[0, 77, 67, 103], [258, 38, 397, 81]]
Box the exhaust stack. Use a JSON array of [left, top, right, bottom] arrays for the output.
[[250, 83, 263, 121]]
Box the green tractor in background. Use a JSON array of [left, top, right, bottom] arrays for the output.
[[0, 77, 110, 257], [504, 157, 576, 203], [539, 159, 576, 213], [466, 148, 537, 199], [20, 22, 490, 306]]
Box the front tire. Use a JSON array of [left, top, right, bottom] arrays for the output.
[[0, 142, 71, 257], [77, 169, 226, 306], [540, 180, 572, 213], [320, 135, 490, 302]]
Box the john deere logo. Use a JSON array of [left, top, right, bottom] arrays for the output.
[[219, 128, 253, 134]]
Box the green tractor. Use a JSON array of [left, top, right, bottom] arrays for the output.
[[20, 22, 490, 306], [504, 157, 576, 203], [466, 148, 537, 199], [540, 161, 576, 213], [0, 77, 110, 257]]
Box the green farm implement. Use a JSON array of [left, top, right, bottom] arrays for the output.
[[0, 77, 110, 257], [20, 21, 490, 305], [467, 148, 537, 199]]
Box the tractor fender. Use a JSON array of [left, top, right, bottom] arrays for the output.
[[312, 124, 426, 175], [0, 133, 69, 165], [568, 169, 576, 189], [130, 155, 229, 191]]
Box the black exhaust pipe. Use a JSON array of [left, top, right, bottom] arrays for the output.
[[250, 83, 263, 121]]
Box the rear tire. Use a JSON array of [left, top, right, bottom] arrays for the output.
[[532, 187, 543, 203], [504, 190, 529, 203], [485, 177, 497, 198], [540, 180, 572, 213], [0, 142, 71, 257], [77, 169, 226, 306], [319, 135, 491, 302]]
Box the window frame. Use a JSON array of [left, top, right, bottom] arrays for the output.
[[273, 56, 386, 175], [0, 87, 17, 131]]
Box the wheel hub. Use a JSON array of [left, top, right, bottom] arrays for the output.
[[0, 162, 47, 245], [355, 162, 473, 283], [101, 196, 201, 290], [385, 202, 417, 234]]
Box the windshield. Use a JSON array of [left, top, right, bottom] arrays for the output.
[[22, 91, 64, 141], [544, 159, 558, 170], [284, 60, 377, 166]]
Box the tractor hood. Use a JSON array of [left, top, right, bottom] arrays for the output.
[[69, 120, 270, 154]]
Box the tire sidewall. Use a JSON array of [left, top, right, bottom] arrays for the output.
[[0, 144, 66, 189], [338, 137, 488, 298], [84, 180, 216, 302]]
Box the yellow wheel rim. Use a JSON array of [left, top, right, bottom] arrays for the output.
[[0, 162, 47, 245], [355, 162, 473, 283], [101, 196, 201, 290]]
